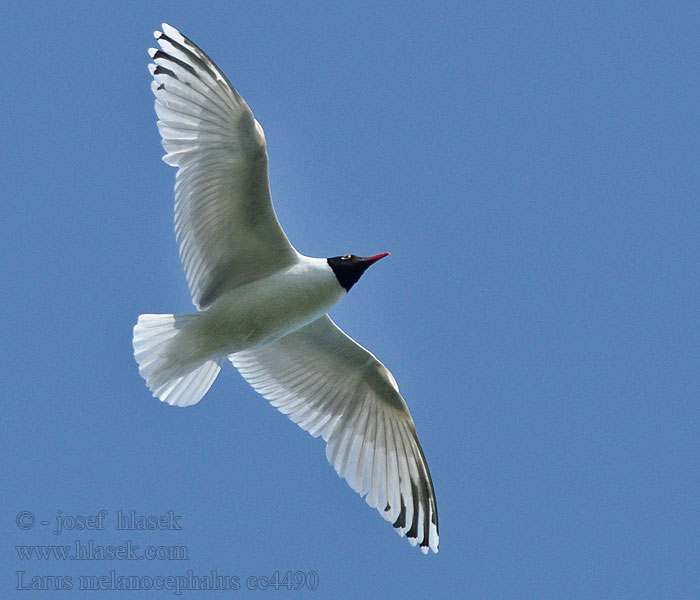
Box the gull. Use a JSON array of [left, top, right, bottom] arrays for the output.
[[133, 23, 439, 554]]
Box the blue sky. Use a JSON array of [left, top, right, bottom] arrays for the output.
[[3, 1, 698, 598]]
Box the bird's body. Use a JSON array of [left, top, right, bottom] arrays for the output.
[[134, 23, 439, 554], [194, 257, 345, 352], [139, 257, 344, 386]]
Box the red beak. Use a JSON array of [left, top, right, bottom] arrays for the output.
[[362, 252, 391, 265]]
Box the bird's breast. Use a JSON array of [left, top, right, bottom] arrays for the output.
[[195, 259, 344, 353]]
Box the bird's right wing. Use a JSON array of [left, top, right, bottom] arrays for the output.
[[229, 315, 439, 554], [149, 24, 298, 309]]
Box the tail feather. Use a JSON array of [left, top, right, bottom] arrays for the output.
[[133, 313, 223, 407]]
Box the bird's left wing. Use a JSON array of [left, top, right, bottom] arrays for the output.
[[148, 24, 298, 309], [229, 315, 439, 554]]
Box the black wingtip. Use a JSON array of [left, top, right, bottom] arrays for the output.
[[405, 480, 420, 539], [151, 49, 197, 77], [153, 64, 178, 81], [392, 495, 407, 530]]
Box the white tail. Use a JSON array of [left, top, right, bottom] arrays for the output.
[[133, 313, 223, 407]]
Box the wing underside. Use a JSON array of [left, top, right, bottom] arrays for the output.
[[149, 23, 298, 309], [230, 315, 439, 553]]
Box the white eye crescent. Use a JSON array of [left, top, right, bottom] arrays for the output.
[[342, 254, 352, 260]]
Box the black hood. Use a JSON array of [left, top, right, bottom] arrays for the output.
[[327, 253, 390, 292]]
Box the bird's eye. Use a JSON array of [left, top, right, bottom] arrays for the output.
[[342, 254, 352, 260]]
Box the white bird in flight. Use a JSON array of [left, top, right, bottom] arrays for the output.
[[133, 23, 439, 554]]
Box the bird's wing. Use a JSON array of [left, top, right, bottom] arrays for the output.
[[229, 315, 439, 554], [148, 23, 298, 309]]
